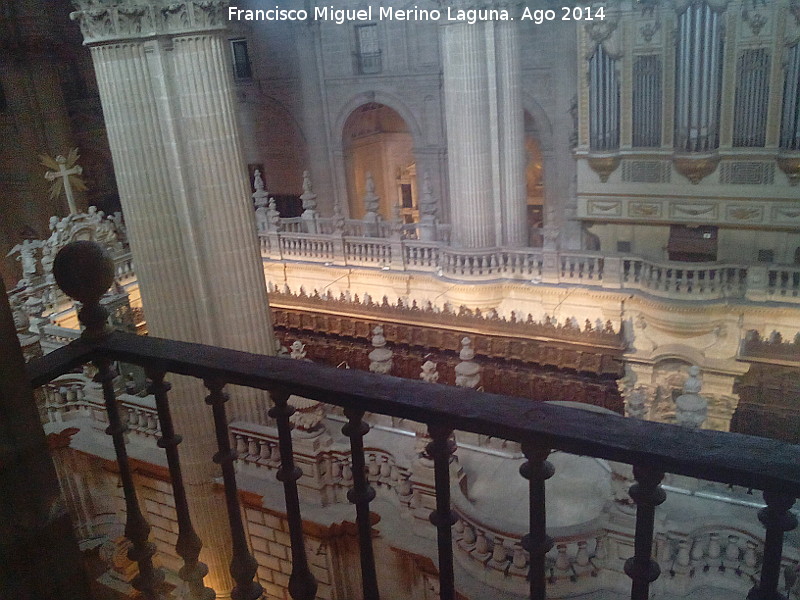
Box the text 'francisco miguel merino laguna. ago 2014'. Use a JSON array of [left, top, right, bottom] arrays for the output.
[[228, 5, 606, 25]]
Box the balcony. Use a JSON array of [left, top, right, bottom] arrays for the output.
[[256, 219, 800, 304], [11, 241, 800, 600]]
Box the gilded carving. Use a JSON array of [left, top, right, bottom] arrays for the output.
[[588, 199, 622, 216], [727, 206, 763, 222], [771, 206, 800, 221], [587, 155, 621, 183], [629, 202, 661, 218], [670, 202, 718, 218], [672, 153, 720, 184], [777, 155, 800, 186]]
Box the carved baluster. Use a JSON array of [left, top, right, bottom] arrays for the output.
[[53, 242, 164, 599], [148, 371, 214, 600], [203, 379, 262, 600], [624, 466, 666, 600], [427, 424, 457, 600], [748, 491, 797, 600], [342, 409, 380, 600], [269, 390, 318, 600], [520, 444, 554, 600], [97, 357, 165, 599]]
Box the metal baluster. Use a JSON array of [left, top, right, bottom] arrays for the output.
[[747, 492, 797, 600], [203, 379, 263, 600], [342, 408, 380, 600], [97, 357, 165, 599], [520, 444, 554, 600], [268, 390, 318, 600], [427, 424, 457, 600], [624, 466, 666, 600], [148, 371, 214, 600]]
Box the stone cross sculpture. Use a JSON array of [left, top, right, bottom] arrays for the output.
[[41, 149, 85, 215]]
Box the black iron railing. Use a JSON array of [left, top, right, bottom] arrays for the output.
[[27, 241, 800, 600]]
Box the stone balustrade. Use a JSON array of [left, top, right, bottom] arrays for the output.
[[453, 511, 605, 597], [259, 229, 800, 303]]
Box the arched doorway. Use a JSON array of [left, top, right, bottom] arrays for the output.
[[342, 103, 416, 221], [254, 100, 306, 196], [524, 111, 545, 246]]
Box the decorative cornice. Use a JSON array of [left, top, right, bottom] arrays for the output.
[[70, 0, 229, 44]]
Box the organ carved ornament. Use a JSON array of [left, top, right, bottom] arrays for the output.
[[70, 0, 229, 44], [671, 0, 730, 15]]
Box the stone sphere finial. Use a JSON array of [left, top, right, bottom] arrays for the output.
[[53, 241, 115, 338]]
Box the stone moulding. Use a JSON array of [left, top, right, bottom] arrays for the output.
[[70, 0, 229, 44], [672, 152, 720, 184]]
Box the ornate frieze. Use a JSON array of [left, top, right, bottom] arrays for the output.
[[70, 0, 229, 44], [577, 194, 800, 227]]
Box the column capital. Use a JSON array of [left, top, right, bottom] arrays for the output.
[[70, 0, 230, 45]]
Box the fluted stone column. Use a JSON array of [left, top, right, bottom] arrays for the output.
[[441, 3, 526, 248], [71, 1, 276, 594], [442, 5, 495, 247], [495, 16, 527, 247]]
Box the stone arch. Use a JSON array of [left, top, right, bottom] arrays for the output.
[[334, 91, 424, 147], [522, 97, 553, 246], [337, 94, 422, 220], [238, 91, 308, 197]]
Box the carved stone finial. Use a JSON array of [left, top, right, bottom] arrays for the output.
[[332, 200, 345, 234], [300, 170, 317, 212], [455, 337, 481, 389], [53, 241, 115, 339], [675, 366, 707, 428], [363, 172, 380, 216], [369, 325, 392, 374], [253, 169, 269, 209]]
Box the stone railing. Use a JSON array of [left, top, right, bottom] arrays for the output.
[[260, 230, 800, 304], [272, 216, 451, 242], [621, 259, 748, 299], [767, 265, 800, 299], [43, 372, 161, 441]]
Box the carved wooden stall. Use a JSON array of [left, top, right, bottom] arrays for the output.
[[733, 331, 800, 443], [269, 289, 626, 413]]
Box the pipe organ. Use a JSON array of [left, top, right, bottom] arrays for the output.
[[733, 49, 770, 148], [576, 0, 800, 229], [781, 43, 800, 152], [589, 45, 620, 151], [632, 55, 662, 148], [673, 2, 724, 153]]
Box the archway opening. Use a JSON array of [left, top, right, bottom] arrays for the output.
[[342, 102, 416, 221], [524, 111, 545, 246]]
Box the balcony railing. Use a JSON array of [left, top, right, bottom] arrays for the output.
[[26, 241, 800, 600], [259, 228, 800, 303]]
